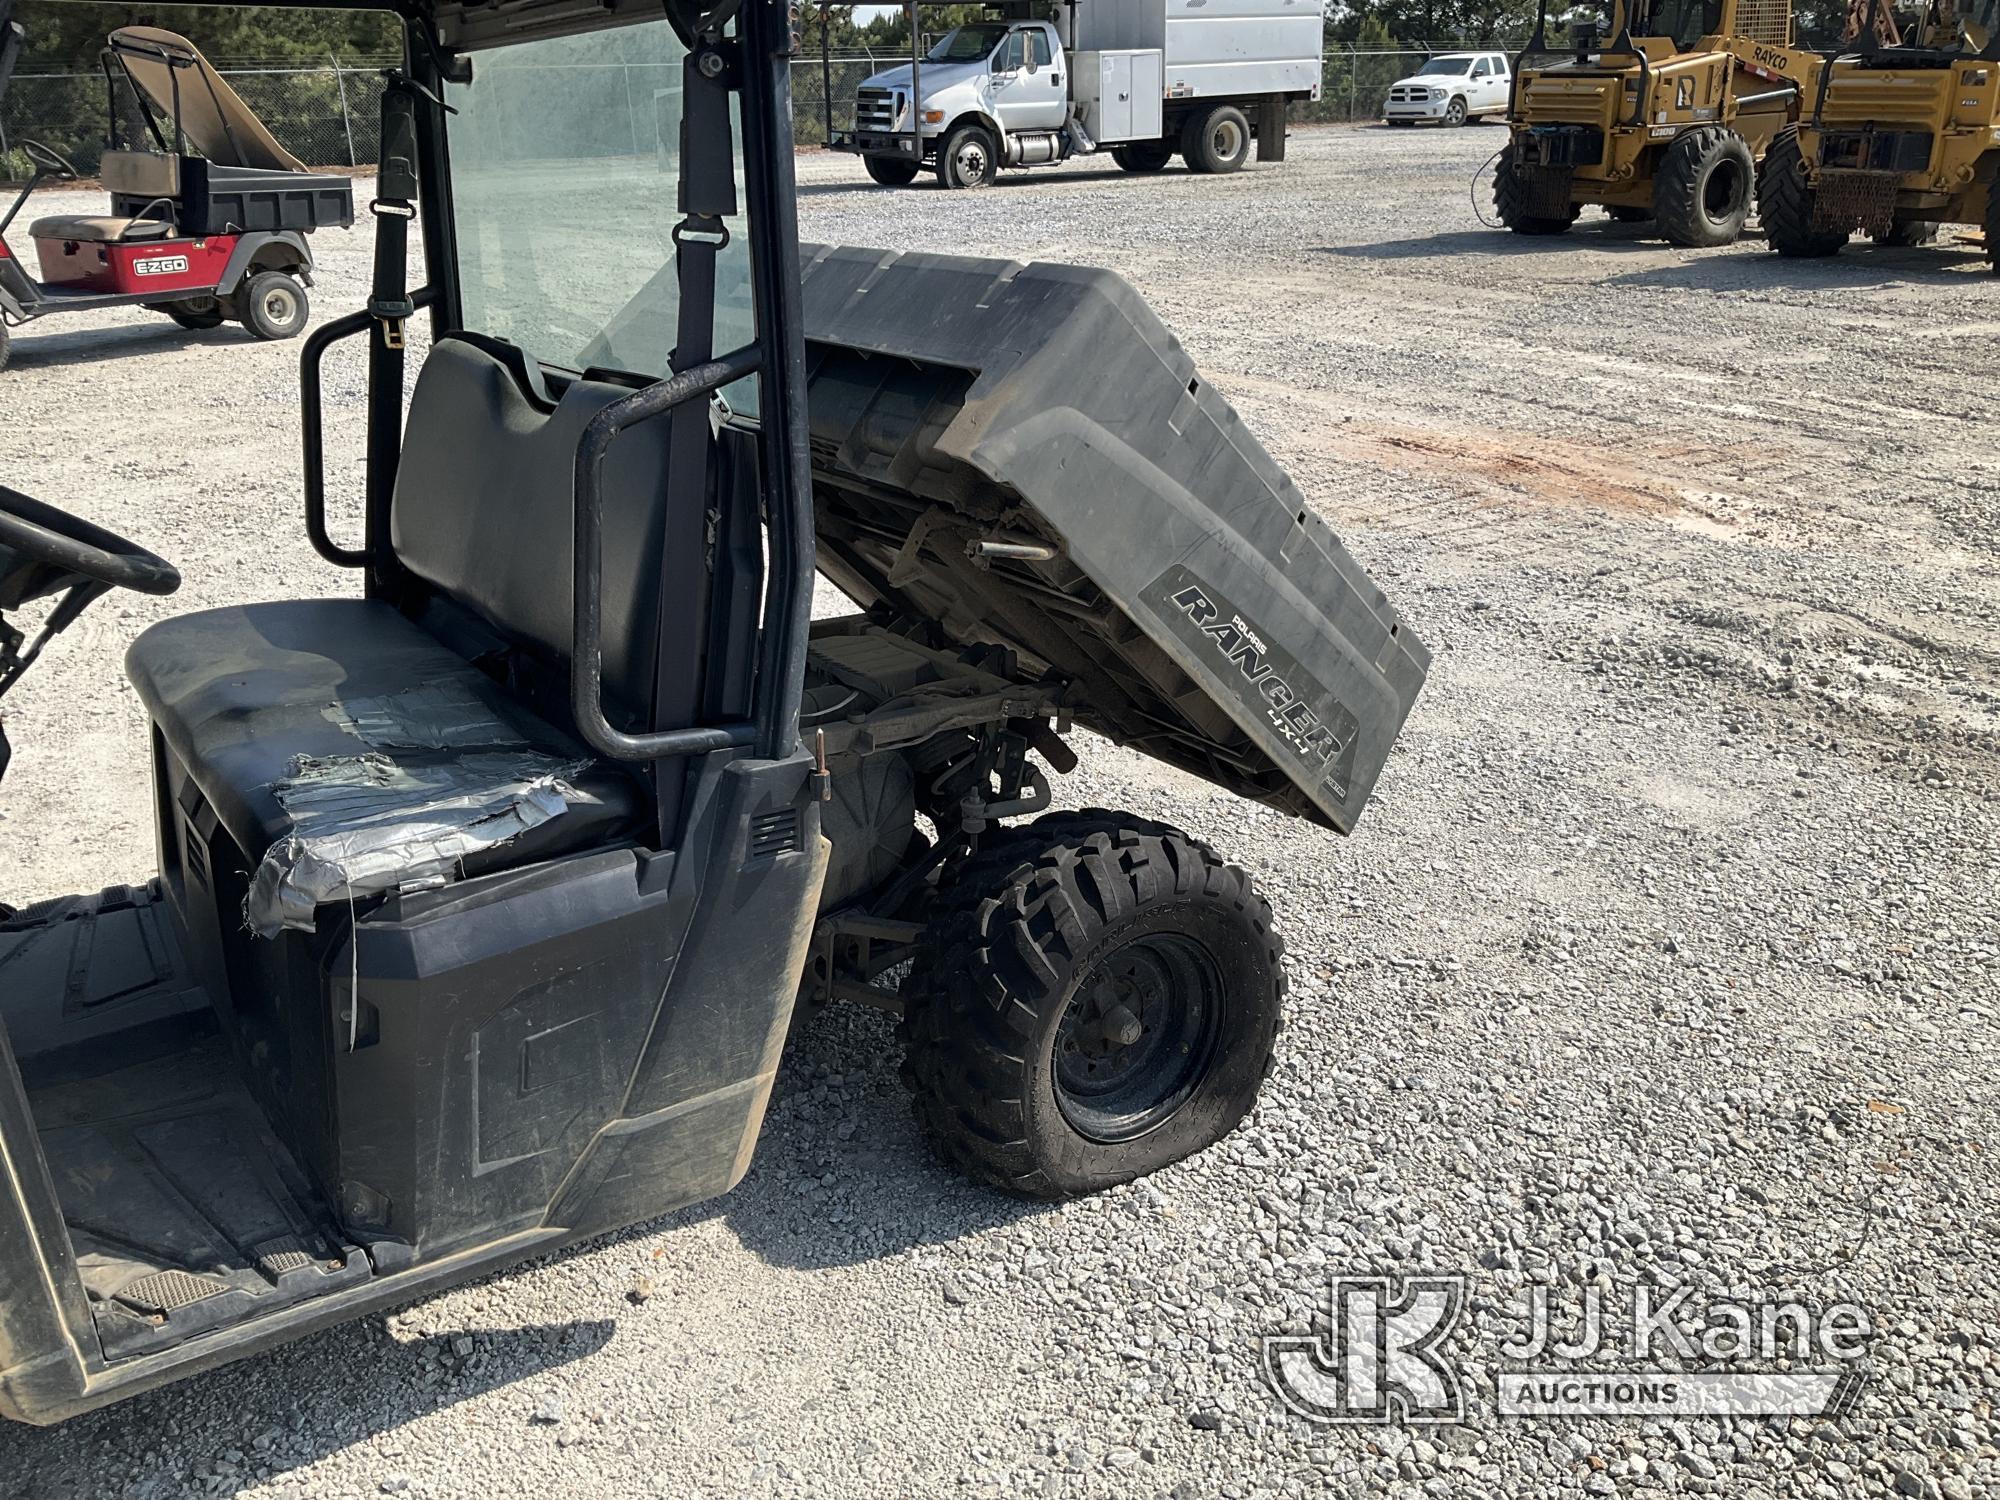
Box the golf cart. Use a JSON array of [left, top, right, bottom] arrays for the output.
[[0, 13, 354, 369], [0, 0, 1428, 1425]]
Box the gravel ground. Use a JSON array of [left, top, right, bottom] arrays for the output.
[[1, 125, 1997, 1499]]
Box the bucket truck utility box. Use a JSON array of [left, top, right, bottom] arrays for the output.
[[1073, 49, 1165, 144]]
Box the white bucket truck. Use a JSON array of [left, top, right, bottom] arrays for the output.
[[828, 0, 1323, 188]]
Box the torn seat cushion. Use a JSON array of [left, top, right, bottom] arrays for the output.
[[125, 599, 641, 921], [29, 215, 176, 243]]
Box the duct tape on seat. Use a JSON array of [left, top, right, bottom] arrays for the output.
[[244, 677, 594, 938], [245, 750, 594, 938]]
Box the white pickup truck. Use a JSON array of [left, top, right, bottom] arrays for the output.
[[833, 0, 1323, 188], [1380, 52, 1513, 127]]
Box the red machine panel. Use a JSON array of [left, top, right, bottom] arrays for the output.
[[32, 233, 236, 295]]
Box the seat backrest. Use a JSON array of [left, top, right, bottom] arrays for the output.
[[99, 149, 180, 200], [389, 336, 692, 734]]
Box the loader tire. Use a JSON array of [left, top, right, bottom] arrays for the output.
[[1653, 125, 1754, 248], [899, 811, 1283, 1200], [1494, 147, 1578, 235], [1182, 104, 1252, 174], [1111, 141, 1174, 173], [864, 155, 921, 187], [937, 123, 999, 189], [0, 322, 9, 374], [1758, 126, 1848, 258]]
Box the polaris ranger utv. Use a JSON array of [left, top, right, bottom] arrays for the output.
[[0, 0, 1427, 1424]]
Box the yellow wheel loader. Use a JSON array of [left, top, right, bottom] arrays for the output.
[[1758, 0, 2000, 264], [1498, 0, 1824, 245]]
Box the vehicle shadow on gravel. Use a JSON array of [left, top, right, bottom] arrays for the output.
[[796, 166, 1157, 197], [4, 322, 253, 367], [1315, 229, 1990, 287], [0, 1316, 616, 1499], [706, 999, 1050, 1272]]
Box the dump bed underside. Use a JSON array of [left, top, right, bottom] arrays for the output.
[[795, 245, 1430, 831]]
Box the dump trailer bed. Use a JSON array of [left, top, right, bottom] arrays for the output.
[[793, 246, 1429, 831]]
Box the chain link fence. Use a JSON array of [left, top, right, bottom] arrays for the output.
[[1, 43, 1525, 179]]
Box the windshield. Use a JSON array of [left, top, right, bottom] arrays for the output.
[[926, 23, 1009, 62], [1640, 0, 1724, 45], [444, 19, 755, 388], [1415, 56, 1476, 74]]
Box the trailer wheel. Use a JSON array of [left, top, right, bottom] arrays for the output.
[[899, 811, 1283, 1200], [234, 272, 310, 341], [937, 124, 999, 189], [864, 155, 921, 188], [1653, 125, 1753, 248], [1494, 146, 1578, 235], [1111, 141, 1174, 173], [1758, 126, 1847, 258], [1182, 105, 1252, 175]]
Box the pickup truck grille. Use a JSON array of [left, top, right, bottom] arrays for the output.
[[1387, 86, 1433, 101], [856, 87, 900, 132]]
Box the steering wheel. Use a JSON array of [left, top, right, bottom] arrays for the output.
[[0, 486, 181, 597], [20, 141, 81, 182]]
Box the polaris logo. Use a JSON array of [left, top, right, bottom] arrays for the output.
[[1150, 566, 1360, 800], [133, 254, 190, 276]]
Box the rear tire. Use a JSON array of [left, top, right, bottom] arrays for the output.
[[159, 296, 224, 330], [1494, 145, 1579, 235], [937, 123, 999, 189], [864, 155, 921, 188], [1870, 218, 1938, 247], [899, 811, 1284, 1200], [1758, 125, 1848, 258], [237, 272, 310, 341], [1653, 125, 1754, 248], [1111, 141, 1174, 173], [1182, 104, 1252, 174]]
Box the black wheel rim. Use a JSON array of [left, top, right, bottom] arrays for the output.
[[1054, 929, 1224, 1143], [1704, 159, 1742, 222]]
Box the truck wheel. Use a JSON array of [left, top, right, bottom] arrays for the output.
[[864, 155, 921, 188], [1653, 125, 1754, 248], [237, 272, 310, 341], [1182, 105, 1252, 174], [1111, 141, 1174, 173], [899, 811, 1283, 1200], [1443, 96, 1469, 127], [938, 124, 999, 189], [1758, 126, 1847, 258], [1494, 146, 1578, 235]]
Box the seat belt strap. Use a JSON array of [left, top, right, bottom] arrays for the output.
[[651, 35, 740, 843], [362, 78, 421, 581]]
